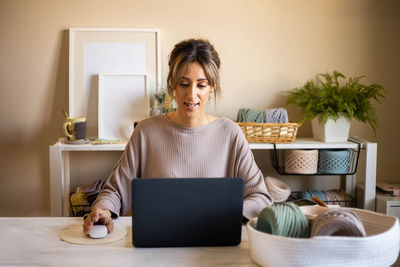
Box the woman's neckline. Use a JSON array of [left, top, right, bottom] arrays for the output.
[[163, 113, 221, 130]]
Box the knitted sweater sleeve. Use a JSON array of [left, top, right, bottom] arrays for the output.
[[91, 129, 140, 217], [233, 127, 273, 219]]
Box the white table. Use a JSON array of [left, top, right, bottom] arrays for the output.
[[50, 137, 377, 216], [0, 217, 254, 266]]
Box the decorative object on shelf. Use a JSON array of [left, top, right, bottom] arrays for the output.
[[69, 28, 161, 138], [264, 176, 291, 202], [98, 73, 149, 141], [247, 208, 399, 267], [150, 89, 177, 116], [318, 149, 351, 174], [62, 109, 87, 141], [284, 149, 318, 174], [285, 70, 386, 142]]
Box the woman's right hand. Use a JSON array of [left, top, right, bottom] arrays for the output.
[[83, 207, 114, 235]]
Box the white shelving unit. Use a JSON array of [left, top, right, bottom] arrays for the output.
[[49, 137, 377, 216]]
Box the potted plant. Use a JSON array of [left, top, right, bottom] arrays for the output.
[[150, 89, 177, 116], [285, 71, 386, 142]]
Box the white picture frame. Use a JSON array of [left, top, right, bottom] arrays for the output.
[[69, 28, 161, 138], [98, 73, 149, 141]]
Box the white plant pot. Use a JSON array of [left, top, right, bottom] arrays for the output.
[[311, 116, 351, 142]]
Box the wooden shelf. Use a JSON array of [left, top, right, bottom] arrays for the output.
[[55, 142, 127, 151], [53, 137, 360, 152], [249, 138, 359, 150]]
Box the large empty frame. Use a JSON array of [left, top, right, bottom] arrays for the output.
[[69, 28, 160, 138]]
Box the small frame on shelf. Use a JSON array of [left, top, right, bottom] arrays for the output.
[[271, 143, 361, 176], [98, 73, 149, 141]]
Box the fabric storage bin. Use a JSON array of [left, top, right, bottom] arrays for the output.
[[318, 149, 350, 174], [284, 149, 318, 174], [246, 208, 399, 267]]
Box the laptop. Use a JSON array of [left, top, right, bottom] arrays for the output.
[[131, 178, 244, 247]]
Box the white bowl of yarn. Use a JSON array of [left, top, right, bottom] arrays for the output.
[[246, 208, 399, 267]]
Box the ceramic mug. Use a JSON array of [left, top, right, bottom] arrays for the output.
[[63, 117, 87, 141]]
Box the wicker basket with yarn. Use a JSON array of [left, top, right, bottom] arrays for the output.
[[318, 149, 351, 174], [236, 122, 300, 143], [284, 149, 318, 174]]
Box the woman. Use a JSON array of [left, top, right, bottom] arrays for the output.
[[83, 39, 273, 235]]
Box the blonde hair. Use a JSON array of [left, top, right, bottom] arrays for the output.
[[167, 39, 221, 102]]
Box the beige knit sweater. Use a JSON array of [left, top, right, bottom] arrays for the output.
[[93, 115, 273, 219]]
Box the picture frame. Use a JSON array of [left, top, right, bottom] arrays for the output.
[[69, 28, 160, 138], [98, 73, 149, 141]]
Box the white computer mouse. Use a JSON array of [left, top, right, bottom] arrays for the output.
[[88, 224, 108, 239]]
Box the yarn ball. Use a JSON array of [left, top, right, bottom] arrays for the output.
[[237, 108, 264, 123], [264, 108, 289, 123], [256, 202, 310, 238], [311, 208, 366, 237]]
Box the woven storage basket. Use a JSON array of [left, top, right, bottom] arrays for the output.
[[284, 149, 318, 174], [247, 208, 400, 267], [318, 149, 350, 174], [236, 122, 300, 143]]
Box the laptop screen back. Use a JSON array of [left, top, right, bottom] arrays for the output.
[[131, 178, 244, 247]]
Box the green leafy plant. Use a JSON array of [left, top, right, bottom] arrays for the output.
[[285, 71, 386, 134], [150, 89, 177, 116]]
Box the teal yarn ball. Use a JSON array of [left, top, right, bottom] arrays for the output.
[[256, 206, 276, 234], [256, 202, 310, 238], [237, 108, 264, 123]]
